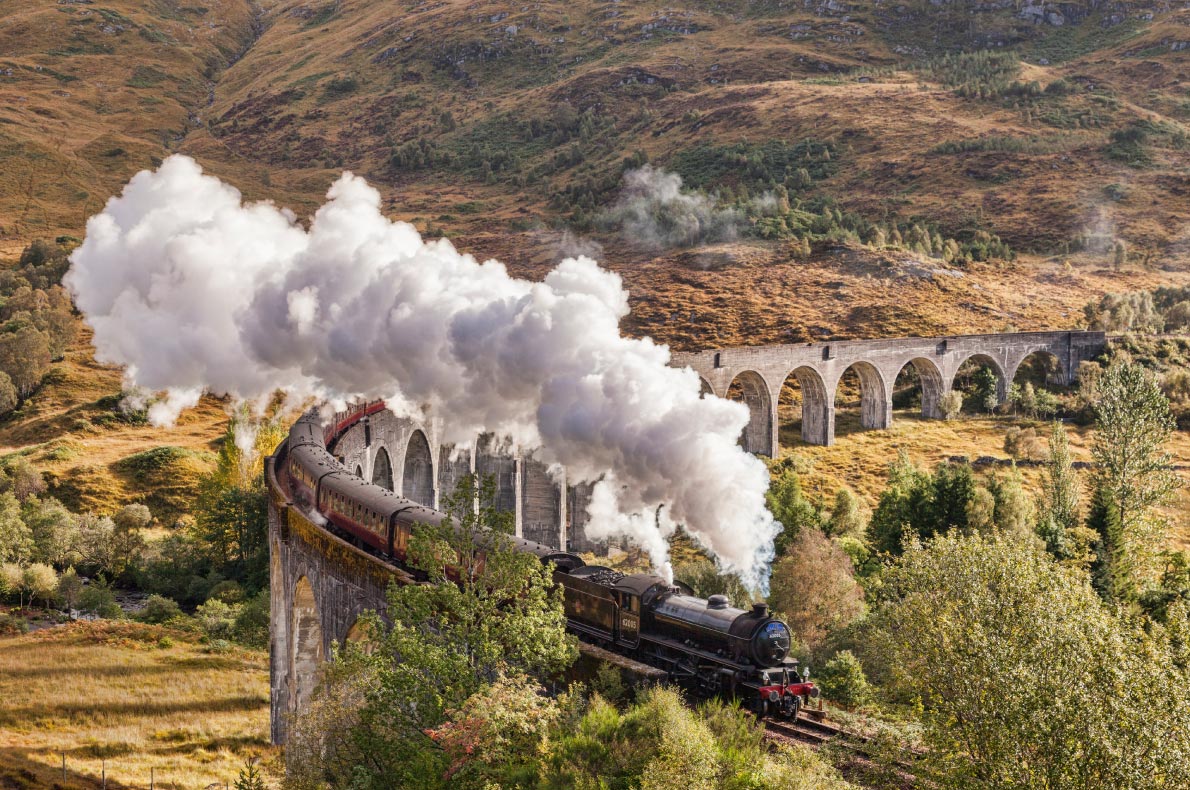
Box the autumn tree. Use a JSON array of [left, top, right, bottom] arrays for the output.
[[2, 458, 47, 503], [768, 528, 865, 650], [0, 326, 51, 399], [0, 371, 15, 416]]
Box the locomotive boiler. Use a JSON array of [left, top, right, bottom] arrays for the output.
[[279, 408, 817, 718]]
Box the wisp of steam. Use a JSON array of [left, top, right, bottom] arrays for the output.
[[65, 156, 778, 586]]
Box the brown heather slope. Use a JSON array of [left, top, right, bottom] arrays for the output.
[[0, 0, 1186, 259], [0, 0, 255, 250]]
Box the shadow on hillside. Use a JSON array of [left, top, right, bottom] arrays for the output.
[[0, 654, 250, 680], [0, 747, 131, 789], [0, 695, 267, 728]]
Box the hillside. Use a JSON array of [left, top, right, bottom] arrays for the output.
[[2, 0, 1187, 279]]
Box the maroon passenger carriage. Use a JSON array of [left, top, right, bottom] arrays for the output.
[[281, 408, 818, 719]]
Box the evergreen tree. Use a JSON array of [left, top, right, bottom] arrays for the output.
[[234, 757, 266, 790], [1039, 422, 1081, 558], [867, 452, 932, 555], [928, 462, 976, 539], [1087, 486, 1129, 601], [1091, 362, 1180, 601], [766, 459, 822, 556]]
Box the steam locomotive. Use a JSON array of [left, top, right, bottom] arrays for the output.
[[280, 409, 817, 719]]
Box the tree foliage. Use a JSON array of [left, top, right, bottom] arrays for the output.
[[768, 528, 865, 651], [766, 458, 823, 555], [1037, 422, 1084, 560], [868, 454, 978, 555], [1090, 361, 1180, 601], [545, 688, 855, 790], [868, 532, 1190, 790]]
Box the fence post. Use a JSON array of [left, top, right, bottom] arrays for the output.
[[151, 766, 155, 790], [102, 759, 106, 789], [61, 752, 65, 783]]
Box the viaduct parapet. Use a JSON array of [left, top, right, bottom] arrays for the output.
[[324, 408, 604, 555], [672, 331, 1106, 454]]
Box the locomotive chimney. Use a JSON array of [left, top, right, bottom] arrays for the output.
[[752, 602, 769, 618]]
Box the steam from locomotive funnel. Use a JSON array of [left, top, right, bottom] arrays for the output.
[[66, 156, 778, 585]]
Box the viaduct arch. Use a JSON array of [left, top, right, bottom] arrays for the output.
[[673, 330, 1105, 453]]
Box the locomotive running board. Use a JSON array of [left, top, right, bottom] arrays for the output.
[[577, 641, 668, 682]]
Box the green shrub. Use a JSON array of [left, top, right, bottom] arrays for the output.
[[232, 589, 269, 649], [78, 578, 122, 618], [196, 598, 238, 639], [817, 650, 872, 708], [139, 594, 182, 624]]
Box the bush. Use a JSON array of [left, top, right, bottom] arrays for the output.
[[196, 598, 238, 639], [1004, 426, 1047, 460], [232, 589, 269, 648], [78, 578, 122, 619], [939, 390, 963, 420], [0, 613, 29, 635], [207, 579, 245, 604], [139, 594, 182, 624], [817, 650, 872, 708]]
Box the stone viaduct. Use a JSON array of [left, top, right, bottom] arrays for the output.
[[267, 330, 1107, 745], [324, 408, 605, 555], [673, 330, 1106, 455]]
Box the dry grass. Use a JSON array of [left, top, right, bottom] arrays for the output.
[[785, 407, 1190, 552], [0, 326, 227, 520], [0, 621, 276, 789]]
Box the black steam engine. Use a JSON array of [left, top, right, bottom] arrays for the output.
[[280, 408, 817, 718]]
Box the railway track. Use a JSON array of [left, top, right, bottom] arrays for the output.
[[765, 713, 843, 746], [768, 712, 926, 790]]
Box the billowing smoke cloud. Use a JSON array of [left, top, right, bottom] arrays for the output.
[[597, 165, 742, 249], [66, 156, 777, 586]]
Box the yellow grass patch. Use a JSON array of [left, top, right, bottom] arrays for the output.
[[0, 621, 276, 789]]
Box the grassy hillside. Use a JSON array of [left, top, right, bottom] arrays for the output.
[[0, 0, 255, 254], [0, 327, 225, 521], [0, 620, 274, 789], [2, 0, 1187, 260]]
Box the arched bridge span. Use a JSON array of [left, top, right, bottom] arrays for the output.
[[674, 331, 1106, 453]]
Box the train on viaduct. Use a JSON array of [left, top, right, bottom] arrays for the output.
[[266, 330, 1105, 743]]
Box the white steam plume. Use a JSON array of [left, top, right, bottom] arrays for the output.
[[65, 156, 777, 585], [596, 165, 742, 249]]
